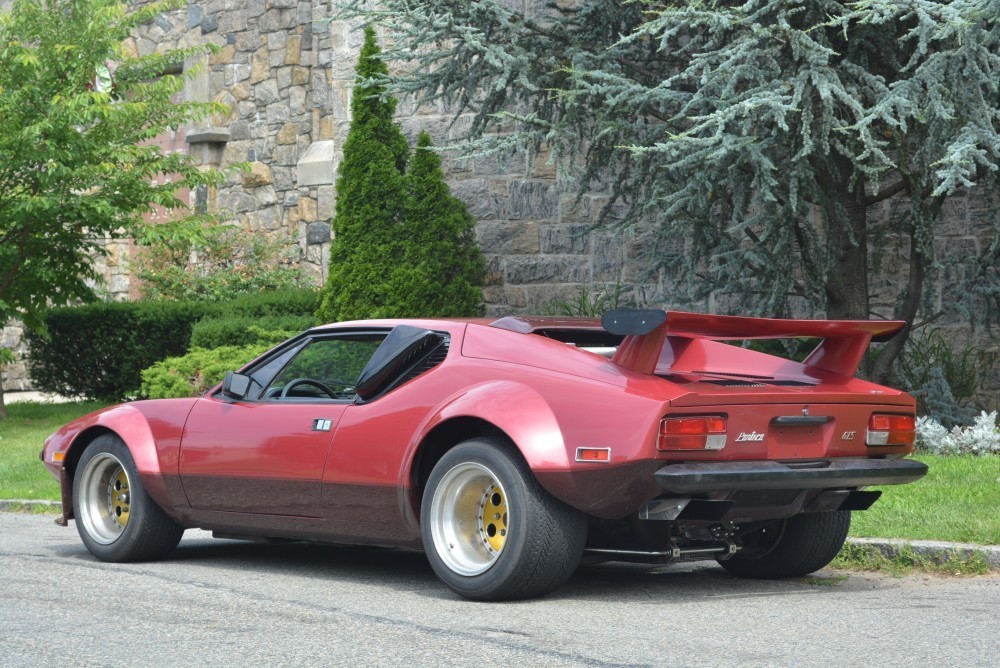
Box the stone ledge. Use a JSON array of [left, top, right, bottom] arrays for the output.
[[186, 127, 232, 143], [296, 140, 337, 186]]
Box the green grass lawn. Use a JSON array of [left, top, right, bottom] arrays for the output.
[[2, 404, 998, 546], [0, 401, 104, 499], [849, 454, 1000, 545]]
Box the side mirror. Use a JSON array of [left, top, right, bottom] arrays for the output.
[[221, 371, 251, 400]]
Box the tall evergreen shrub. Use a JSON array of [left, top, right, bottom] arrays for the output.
[[317, 28, 482, 322]]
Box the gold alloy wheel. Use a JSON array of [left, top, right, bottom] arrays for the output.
[[429, 462, 511, 576], [109, 467, 131, 528], [78, 452, 133, 545], [480, 485, 507, 554]]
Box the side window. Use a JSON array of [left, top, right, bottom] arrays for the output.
[[263, 334, 386, 401]]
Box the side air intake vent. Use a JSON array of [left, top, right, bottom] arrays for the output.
[[392, 340, 450, 389]]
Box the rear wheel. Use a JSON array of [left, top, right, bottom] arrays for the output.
[[73, 434, 184, 562], [421, 439, 587, 600], [718, 511, 850, 579]]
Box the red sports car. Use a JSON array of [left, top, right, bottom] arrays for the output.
[[41, 310, 927, 600]]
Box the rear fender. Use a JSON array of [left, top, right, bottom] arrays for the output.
[[400, 381, 567, 525], [412, 381, 567, 470]]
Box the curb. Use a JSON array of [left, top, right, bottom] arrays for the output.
[[2, 499, 997, 570], [847, 536, 1000, 570], [0, 499, 62, 512]]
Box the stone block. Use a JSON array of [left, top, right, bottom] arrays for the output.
[[251, 47, 270, 84], [540, 224, 591, 254], [198, 14, 217, 34], [276, 66, 292, 90], [299, 197, 318, 222], [247, 0, 266, 17], [476, 221, 540, 255], [317, 185, 336, 219], [505, 255, 589, 285], [272, 166, 295, 191], [292, 66, 310, 85], [450, 179, 505, 220], [188, 5, 205, 28], [261, 8, 293, 31], [483, 255, 505, 286], [268, 31, 288, 50], [509, 180, 557, 220], [242, 161, 273, 187], [289, 86, 307, 115], [296, 140, 337, 186], [231, 82, 251, 101], [275, 144, 298, 166], [285, 35, 302, 65], [216, 11, 245, 33], [226, 63, 251, 86], [262, 102, 289, 125], [209, 44, 236, 66], [235, 31, 262, 52], [473, 151, 526, 177], [255, 79, 280, 105], [307, 221, 331, 245], [276, 123, 298, 145], [592, 233, 625, 282]]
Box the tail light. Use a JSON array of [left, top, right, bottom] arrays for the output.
[[866, 414, 916, 446], [658, 416, 727, 451]]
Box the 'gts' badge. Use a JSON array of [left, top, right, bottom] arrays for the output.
[[312, 418, 333, 432], [735, 431, 766, 442], [842, 431, 857, 440]]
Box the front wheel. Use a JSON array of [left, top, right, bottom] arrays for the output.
[[421, 439, 587, 600], [73, 434, 184, 562], [718, 511, 851, 579]]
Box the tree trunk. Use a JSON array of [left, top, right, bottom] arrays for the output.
[[869, 206, 932, 386], [0, 383, 7, 420], [823, 188, 870, 321]]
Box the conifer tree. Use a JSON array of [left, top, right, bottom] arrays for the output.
[[334, 0, 1000, 381], [318, 28, 483, 322], [317, 26, 410, 322], [390, 131, 483, 317]]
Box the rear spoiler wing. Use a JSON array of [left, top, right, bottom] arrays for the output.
[[602, 309, 906, 377]]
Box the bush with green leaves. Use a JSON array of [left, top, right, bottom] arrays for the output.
[[140, 344, 272, 399], [894, 328, 997, 427], [131, 224, 309, 302], [27, 300, 215, 402], [27, 288, 319, 401], [317, 28, 482, 322], [190, 315, 315, 349]]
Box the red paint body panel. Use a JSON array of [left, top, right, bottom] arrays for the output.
[[43, 312, 921, 546]]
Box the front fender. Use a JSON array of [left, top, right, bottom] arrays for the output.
[[42, 400, 198, 523]]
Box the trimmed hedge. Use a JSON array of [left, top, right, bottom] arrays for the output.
[[27, 288, 320, 402], [27, 300, 213, 402], [190, 314, 316, 349]]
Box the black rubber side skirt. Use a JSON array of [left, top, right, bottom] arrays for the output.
[[654, 458, 928, 494]]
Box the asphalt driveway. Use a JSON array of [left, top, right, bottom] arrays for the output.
[[1, 512, 997, 667]]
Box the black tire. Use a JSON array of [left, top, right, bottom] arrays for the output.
[[718, 511, 851, 579], [421, 438, 587, 601], [73, 434, 184, 562]]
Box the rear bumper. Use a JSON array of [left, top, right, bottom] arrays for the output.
[[654, 458, 928, 494]]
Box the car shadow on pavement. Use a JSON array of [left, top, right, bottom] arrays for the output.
[[54, 531, 859, 603]]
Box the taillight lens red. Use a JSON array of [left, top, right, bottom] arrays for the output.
[[658, 416, 727, 451], [867, 414, 916, 446]]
